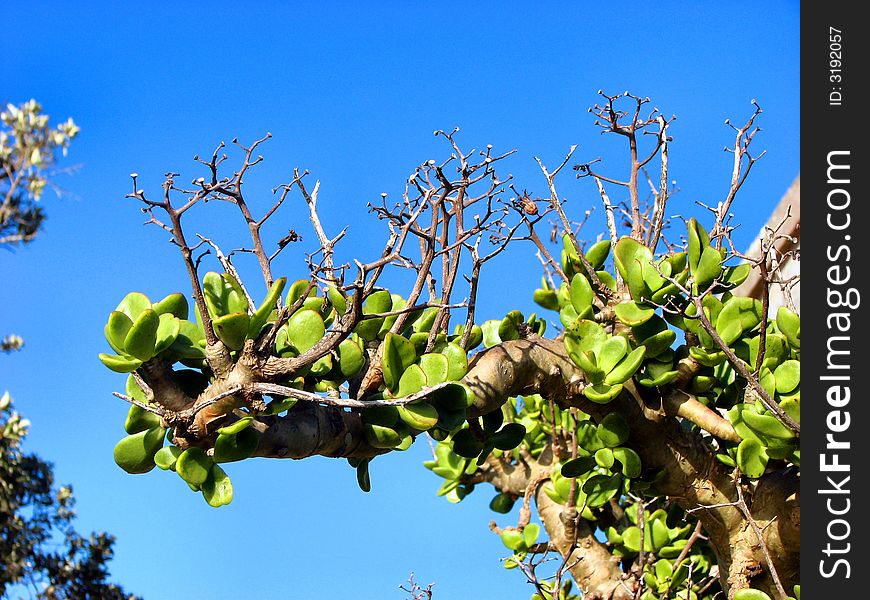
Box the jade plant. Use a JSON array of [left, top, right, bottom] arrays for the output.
[[100, 92, 799, 600]]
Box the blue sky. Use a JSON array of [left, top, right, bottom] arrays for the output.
[[5, 2, 798, 598]]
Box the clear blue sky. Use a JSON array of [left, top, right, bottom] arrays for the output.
[[5, 2, 798, 598]]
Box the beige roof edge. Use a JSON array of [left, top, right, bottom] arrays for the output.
[[731, 174, 800, 301]]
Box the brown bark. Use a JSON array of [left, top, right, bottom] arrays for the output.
[[141, 334, 799, 597], [476, 454, 635, 599], [536, 491, 636, 600]]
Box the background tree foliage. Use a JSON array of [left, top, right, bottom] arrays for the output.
[[100, 92, 799, 600], [0, 99, 79, 247], [1, 101, 135, 599], [0, 393, 136, 599]]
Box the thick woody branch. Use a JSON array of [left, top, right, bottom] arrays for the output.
[[661, 388, 740, 443], [476, 452, 635, 599], [462, 338, 798, 596], [253, 404, 386, 459], [536, 490, 636, 600]]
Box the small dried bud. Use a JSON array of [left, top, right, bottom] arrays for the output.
[[517, 190, 538, 215]]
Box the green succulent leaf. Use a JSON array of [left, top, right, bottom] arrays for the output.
[[559, 305, 579, 330], [217, 416, 254, 436], [125, 374, 147, 402], [522, 523, 540, 548], [152, 293, 189, 320], [377, 294, 406, 338], [569, 273, 595, 319], [565, 318, 608, 348], [693, 245, 723, 290], [396, 364, 427, 397], [498, 316, 520, 342], [363, 423, 403, 449], [124, 404, 162, 435], [203, 272, 247, 318], [595, 448, 614, 469], [641, 257, 667, 294], [597, 413, 630, 447], [212, 312, 251, 351], [500, 528, 525, 551], [613, 301, 655, 326], [452, 428, 484, 459], [620, 526, 641, 553], [583, 383, 623, 404], [326, 284, 348, 316], [456, 324, 483, 349], [115, 292, 152, 321], [564, 336, 604, 384], [104, 311, 134, 354], [169, 320, 207, 359], [362, 405, 399, 427], [176, 447, 214, 488], [153, 313, 181, 355], [383, 332, 418, 391], [201, 464, 234, 507], [123, 308, 160, 361], [442, 343, 469, 381], [612, 447, 642, 478], [113, 426, 165, 474], [648, 513, 670, 552], [398, 401, 439, 431], [596, 270, 617, 291], [582, 473, 622, 508], [776, 306, 801, 349], [597, 336, 629, 374], [98, 353, 143, 373], [356, 289, 392, 340], [489, 493, 516, 514], [721, 263, 752, 289], [419, 352, 449, 386], [687, 218, 710, 274], [633, 317, 677, 357], [614, 237, 653, 301], [585, 239, 611, 270], [533, 288, 559, 310], [356, 459, 372, 492], [411, 306, 439, 334], [593, 448, 615, 470], [741, 408, 796, 441], [286, 279, 315, 307], [301, 295, 326, 315], [733, 589, 773, 600], [654, 558, 673, 583], [716, 296, 764, 345], [248, 277, 287, 339], [736, 438, 768, 478], [603, 346, 647, 385], [637, 363, 679, 387], [482, 408, 504, 435], [774, 359, 800, 394], [338, 338, 365, 378], [213, 427, 260, 463], [480, 320, 505, 348], [688, 346, 726, 367], [154, 446, 182, 471], [490, 423, 526, 451], [430, 382, 475, 411], [561, 456, 597, 478], [286, 309, 326, 354]]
